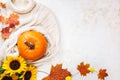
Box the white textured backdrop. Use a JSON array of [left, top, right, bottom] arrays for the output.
[[36, 0, 120, 80]]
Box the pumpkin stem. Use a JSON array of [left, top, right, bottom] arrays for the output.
[[24, 41, 35, 49]]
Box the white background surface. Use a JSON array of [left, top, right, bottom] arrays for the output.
[[36, 0, 120, 80]]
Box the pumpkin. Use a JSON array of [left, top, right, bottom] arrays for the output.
[[17, 30, 47, 61]]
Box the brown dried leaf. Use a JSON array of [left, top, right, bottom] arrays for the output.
[[98, 69, 108, 80], [6, 13, 19, 25], [0, 2, 6, 8], [42, 64, 71, 80], [77, 62, 90, 76]]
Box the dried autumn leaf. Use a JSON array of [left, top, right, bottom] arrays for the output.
[[98, 69, 108, 80], [77, 62, 90, 76], [6, 13, 19, 25], [0, 15, 4, 23], [0, 2, 6, 8], [42, 64, 71, 80], [1, 27, 10, 39], [1, 24, 15, 39]]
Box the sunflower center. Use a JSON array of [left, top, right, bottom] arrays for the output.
[[2, 76, 12, 80], [10, 60, 20, 70], [24, 41, 35, 49], [24, 71, 32, 80]]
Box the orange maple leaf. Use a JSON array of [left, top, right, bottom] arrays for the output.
[[98, 69, 108, 80], [42, 64, 71, 80], [0, 2, 6, 8], [6, 13, 19, 25], [0, 15, 4, 23], [77, 62, 90, 76]]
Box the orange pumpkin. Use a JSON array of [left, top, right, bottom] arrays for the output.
[[17, 31, 47, 61]]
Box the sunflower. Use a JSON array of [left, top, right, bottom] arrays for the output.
[[0, 72, 19, 80], [0, 72, 12, 80], [2, 56, 27, 75], [21, 65, 37, 80]]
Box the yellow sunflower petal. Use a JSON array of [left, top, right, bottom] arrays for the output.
[[7, 56, 12, 59]]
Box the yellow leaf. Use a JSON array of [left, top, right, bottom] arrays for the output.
[[65, 76, 72, 80], [88, 67, 95, 73]]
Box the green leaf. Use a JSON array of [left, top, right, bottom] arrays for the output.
[[19, 78, 23, 80], [0, 68, 5, 74]]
